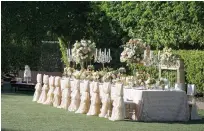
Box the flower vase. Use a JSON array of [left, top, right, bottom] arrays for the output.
[[161, 85, 165, 90], [80, 62, 85, 70]]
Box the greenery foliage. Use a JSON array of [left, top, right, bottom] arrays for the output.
[[100, 1, 204, 49], [58, 37, 69, 68], [175, 50, 204, 93]]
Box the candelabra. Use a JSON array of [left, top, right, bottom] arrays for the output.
[[67, 48, 76, 68], [143, 51, 156, 66], [94, 48, 112, 69]]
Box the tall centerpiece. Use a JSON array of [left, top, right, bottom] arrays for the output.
[[159, 47, 180, 67], [71, 40, 96, 69], [120, 38, 146, 75]]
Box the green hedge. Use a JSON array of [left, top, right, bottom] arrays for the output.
[[176, 50, 204, 93], [129, 50, 204, 93]]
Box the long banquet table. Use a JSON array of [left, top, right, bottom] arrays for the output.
[[70, 80, 190, 122]]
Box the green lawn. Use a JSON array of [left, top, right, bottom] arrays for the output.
[[1, 93, 204, 131]]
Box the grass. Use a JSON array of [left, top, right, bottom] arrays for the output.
[[1, 93, 204, 131]]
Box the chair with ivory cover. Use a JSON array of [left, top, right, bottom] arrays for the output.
[[109, 83, 125, 121]]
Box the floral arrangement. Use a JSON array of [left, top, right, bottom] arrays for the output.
[[159, 47, 180, 67], [118, 67, 126, 74], [73, 70, 82, 79], [72, 40, 96, 65], [157, 78, 166, 90], [63, 67, 75, 77], [125, 76, 136, 86], [120, 38, 146, 64], [92, 71, 102, 81], [102, 71, 117, 82], [87, 65, 94, 71], [145, 77, 156, 89], [135, 71, 149, 86], [80, 70, 93, 81]]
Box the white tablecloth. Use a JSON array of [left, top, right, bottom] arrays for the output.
[[123, 89, 190, 121]]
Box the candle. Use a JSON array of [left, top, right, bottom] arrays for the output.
[[69, 49, 71, 58], [99, 49, 101, 55], [67, 49, 69, 57], [70, 49, 72, 60], [150, 51, 153, 58], [69, 49, 72, 59], [158, 50, 160, 60], [104, 48, 106, 56], [95, 48, 98, 57], [144, 50, 146, 59], [108, 49, 110, 57]]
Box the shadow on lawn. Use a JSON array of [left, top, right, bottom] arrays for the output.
[[124, 117, 204, 124], [1, 128, 19, 131], [1, 92, 33, 96]]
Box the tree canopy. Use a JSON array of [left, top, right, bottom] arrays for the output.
[[100, 1, 204, 49], [1, 1, 204, 73]]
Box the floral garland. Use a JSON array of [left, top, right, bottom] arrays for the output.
[[120, 38, 146, 64], [72, 40, 96, 65]]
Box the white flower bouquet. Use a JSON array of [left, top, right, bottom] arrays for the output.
[[145, 76, 156, 89], [102, 71, 117, 82], [120, 38, 146, 64], [135, 71, 149, 86], [73, 70, 82, 79], [118, 67, 126, 74], [64, 67, 75, 77], [92, 71, 102, 81], [87, 65, 94, 71], [157, 78, 166, 90], [80, 70, 93, 81], [159, 47, 180, 67], [72, 40, 96, 65]]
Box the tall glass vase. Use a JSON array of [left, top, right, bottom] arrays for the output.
[[80, 62, 85, 70]]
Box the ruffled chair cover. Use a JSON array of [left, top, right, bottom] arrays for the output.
[[87, 81, 101, 116], [58, 78, 71, 109], [32, 74, 42, 102], [99, 82, 111, 118], [68, 79, 80, 111], [76, 80, 90, 114], [53, 76, 62, 107], [109, 83, 125, 121], [44, 76, 55, 105], [37, 74, 49, 104]]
